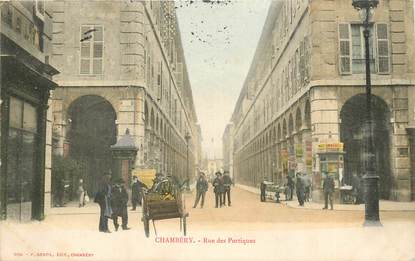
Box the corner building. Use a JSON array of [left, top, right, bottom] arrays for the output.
[[0, 1, 58, 221], [230, 0, 415, 201], [50, 1, 200, 196]]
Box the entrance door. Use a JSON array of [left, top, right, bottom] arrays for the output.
[[7, 97, 38, 221], [340, 94, 391, 199]]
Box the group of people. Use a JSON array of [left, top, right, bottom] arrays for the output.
[[94, 174, 147, 233], [281, 173, 312, 206], [259, 172, 336, 210], [192, 171, 233, 208]]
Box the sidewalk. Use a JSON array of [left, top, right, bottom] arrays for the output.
[[237, 184, 415, 212], [284, 199, 415, 212]]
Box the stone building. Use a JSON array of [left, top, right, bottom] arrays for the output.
[[229, 0, 415, 201], [0, 1, 58, 221], [50, 1, 200, 196], [222, 123, 234, 178]]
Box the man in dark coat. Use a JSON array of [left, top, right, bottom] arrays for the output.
[[111, 178, 130, 231], [296, 173, 305, 206], [323, 173, 335, 210], [131, 176, 148, 210], [260, 180, 267, 202], [212, 172, 224, 208], [222, 171, 233, 206], [287, 175, 294, 200], [94, 173, 112, 233], [352, 174, 362, 204], [193, 172, 208, 208]]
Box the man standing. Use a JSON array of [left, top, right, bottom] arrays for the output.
[[94, 173, 112, 233], [287, 175, 294, 200], [111, 178, 130, 231], [131, 176, 148, 210], [193, 172, 208, 208], [212, 172, 224, 208], [260, 180, 267, 202], [296, 173, 305, 206], [323, 173, 335, 210], [222, 171, 232, 206], [77, 178, 85, 208]]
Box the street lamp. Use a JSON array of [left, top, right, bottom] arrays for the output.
[[185, 132, 191, 192], [352, 0, 381, 226]]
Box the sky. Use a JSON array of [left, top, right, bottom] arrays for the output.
[[176, 0, 271, 159]]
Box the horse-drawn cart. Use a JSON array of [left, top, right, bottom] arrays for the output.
[[141, 177, 188, 238]]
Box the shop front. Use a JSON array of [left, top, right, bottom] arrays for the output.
[[0, 56, 57, 221]]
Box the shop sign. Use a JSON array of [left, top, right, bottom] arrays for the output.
[[318, 143, 343, 153]]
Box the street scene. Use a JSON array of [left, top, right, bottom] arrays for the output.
[[1, 0, 415, 260]]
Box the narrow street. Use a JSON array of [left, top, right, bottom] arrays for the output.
[[1, 187, 414, 261]]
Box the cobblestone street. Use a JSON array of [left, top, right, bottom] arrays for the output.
[[1, 187, 414, 261]]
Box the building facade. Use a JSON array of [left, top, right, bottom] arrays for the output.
[[50, 1, 200, 196], [0, 1, 58, 221], [230, 0, 415, 201], [222, 123, 234, 178]]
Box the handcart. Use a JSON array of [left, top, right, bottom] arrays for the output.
[[141, 177, 188, 238]]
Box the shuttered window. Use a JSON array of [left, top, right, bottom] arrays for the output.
[[376, 23, 390, 74], [80, 25, 103, 75], [339, 24, 351, 74]]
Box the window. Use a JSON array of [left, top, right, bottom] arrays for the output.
[[80, 25, 103, 75], [338, 23, 389, 75], [339, 24, 351, 74], [351, 24, 375, 73], [376, 23, 390, 74]]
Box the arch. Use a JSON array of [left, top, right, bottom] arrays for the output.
[[155, 114, 159, 134], [144, 101, 149, 127], [340, 94, 392, 199], [67, 95, 117, 195], [282, 119, 287, 138], [288, 114, 294, 135], [295, 107, 302, 132], [304, 99, 311, 129], [272, 126, 276, 142], [150, 108, 155, 130]]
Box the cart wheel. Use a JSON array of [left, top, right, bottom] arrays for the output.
[[183, 216, 187, 236], [143, 217, 150, 238]]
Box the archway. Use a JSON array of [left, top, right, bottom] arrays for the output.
[[67, 95, 117, 196], [340, 94, 391, 199]]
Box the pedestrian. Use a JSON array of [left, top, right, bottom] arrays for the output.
[[287, 175, 294, 200], [222, 171, 232, 206], [131, 176, 148, 210], [260, 180, 267, 202], [296, 173, 305, 206], [212, 172, 224, 208], [94, 173, 112, 233], [352, 173, 362, 204], [322, 173, 335, 210], [111, 178, 130, 231], [193, 172, 208, 208], [303, 174, 312, 202], [77, 178, 85, 207]]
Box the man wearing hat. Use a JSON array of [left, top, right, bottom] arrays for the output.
[[131, 176, 148, 210], [193, 172, 208, 208], [111, 177, 130, 231], [222, 171, 233, 206], [212, 172, 224, 208], [94, 173, 112, 233]]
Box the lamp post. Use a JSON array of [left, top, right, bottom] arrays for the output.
[[185, 132, 191, 192], [352, 0, 381, 226]]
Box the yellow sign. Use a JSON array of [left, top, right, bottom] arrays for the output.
[[132, 169, 156, 188], [318, 143, 343, 152]]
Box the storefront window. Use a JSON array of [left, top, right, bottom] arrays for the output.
[[7, 96, 38, 221]]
